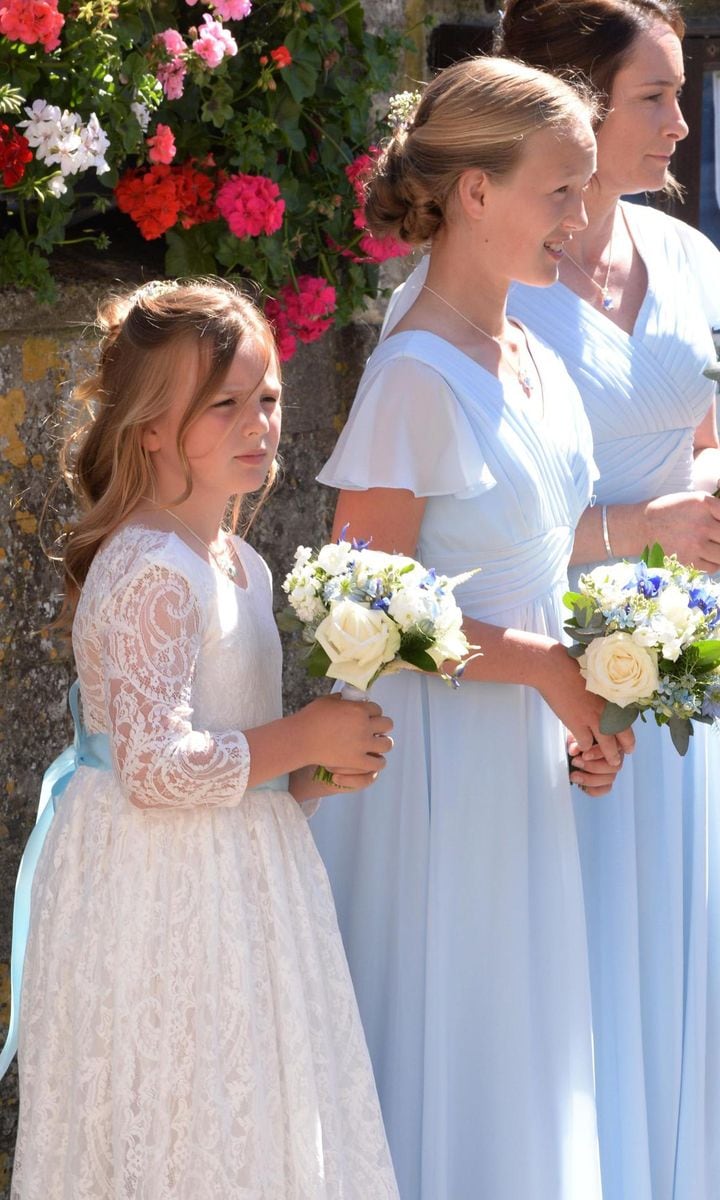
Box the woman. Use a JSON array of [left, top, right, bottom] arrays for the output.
[[311, 56, 633, 1200], [385, 3, 720, 1196]]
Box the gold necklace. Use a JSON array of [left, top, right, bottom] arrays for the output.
[[421, 284, 534, 397], [563, 217, 616, 311], [142, 502, 238, 580]]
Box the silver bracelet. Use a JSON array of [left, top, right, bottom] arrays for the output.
[[601, 504, 613, 558]]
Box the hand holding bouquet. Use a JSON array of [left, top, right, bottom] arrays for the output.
[[564, 544, 720, 755], [281, 533, 478, 780]]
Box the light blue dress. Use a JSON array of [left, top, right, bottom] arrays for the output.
[[510, 202, 720, 1200], [312, 330, 604, 1199]]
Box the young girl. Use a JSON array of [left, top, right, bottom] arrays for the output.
[[310, 58, 634, 1199], [10, 280, 398, 1199]]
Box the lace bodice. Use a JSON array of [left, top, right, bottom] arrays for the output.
[[72, 526, 283, 809]]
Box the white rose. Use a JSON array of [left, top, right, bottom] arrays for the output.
[[315, 599, 401, 690], [579, 631, 659, 707]]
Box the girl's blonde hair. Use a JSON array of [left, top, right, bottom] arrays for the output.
[[366, 55, 597, 245], [57, 278, 279, 625]]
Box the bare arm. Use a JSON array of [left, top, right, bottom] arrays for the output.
[[571, 400, 720, 570]]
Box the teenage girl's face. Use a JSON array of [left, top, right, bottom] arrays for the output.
[[595, 20, 688, 196], [478, 118, 597, 287], [146, 336, 282, 504]]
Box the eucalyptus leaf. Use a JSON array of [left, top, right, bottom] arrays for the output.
[[599, 702, 639, 734], [668, 716, 693, 756]]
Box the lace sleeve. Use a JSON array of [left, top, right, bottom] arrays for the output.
[[100, 558, 251, 809]]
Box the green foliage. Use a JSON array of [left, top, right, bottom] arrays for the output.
[[0, 0, 410, 329]]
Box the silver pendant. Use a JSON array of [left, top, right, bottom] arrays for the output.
[[601, 292, 614, 311], [226, 563, 237, 579], [519, 371, 533, 398]]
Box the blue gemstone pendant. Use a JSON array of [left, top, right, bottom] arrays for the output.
[[601, 292, 614, 311]]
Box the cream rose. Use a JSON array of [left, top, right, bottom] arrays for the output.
[[579, 631, 660, 707], [315, 599, 401, 690]]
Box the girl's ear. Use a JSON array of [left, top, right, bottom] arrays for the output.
[[456, 168, 488, 221], [141, 424, 161, 452]]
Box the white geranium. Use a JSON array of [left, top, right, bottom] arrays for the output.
[[580, 632, 660, 707], [19, 101, 110, 177], [131, 101, 151, 130]]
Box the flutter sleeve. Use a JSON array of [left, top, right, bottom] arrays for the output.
[[100, 557, 251, 809], [318, 353, 496, 499]]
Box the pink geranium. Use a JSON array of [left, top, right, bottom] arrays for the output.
[[281, 275, 337, 344], [265, 298, 297, 362], [0, 0, 64, 52], [192, 14, 238, 68], [154, 29, 188, 100], [147, 123, 176, 165], [217, 173, 285, 238], [345, 148, 413, 263], [213, 0, 253, 17]]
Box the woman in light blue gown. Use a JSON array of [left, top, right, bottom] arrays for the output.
[[311, 57, 635, 1200], [383, 3, 720, 1196]]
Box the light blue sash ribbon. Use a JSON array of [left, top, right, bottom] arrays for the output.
[[0, 680, 111, 1081]]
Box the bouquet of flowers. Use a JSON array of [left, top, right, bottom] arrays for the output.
[[564, 544, 720, 754], [281, 534, 478, 779]]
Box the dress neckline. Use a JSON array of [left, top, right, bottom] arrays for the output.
[[554, 200, 652, 342], [377, 325, 547, 421], [104, 523, 251, 593]]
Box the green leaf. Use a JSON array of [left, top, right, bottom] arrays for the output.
[[400, 647, 438, 673], [566, 643, 586, 659], [164, 226, 219, 276], [599, 702, 639, 734], [692, 640, 720, 672], [305, 641, 332, 678], [642, 542, 666, 568], [668, 716, 693, 756], [276, 606, 303, 633]]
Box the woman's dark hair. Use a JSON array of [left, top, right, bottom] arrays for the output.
[[496, 0, 685, 104]]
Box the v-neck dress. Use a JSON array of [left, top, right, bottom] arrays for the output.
[[510, 203, 720, 1200], [311, 329, 603, 1200]]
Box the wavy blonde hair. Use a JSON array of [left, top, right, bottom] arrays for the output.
[[55, 278, 279, 626]]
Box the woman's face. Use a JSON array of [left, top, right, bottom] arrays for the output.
[[595, 19, 688, 196], [477, 116, 597, 288]]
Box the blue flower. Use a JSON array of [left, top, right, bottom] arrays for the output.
[[634, 563, 667, 598]]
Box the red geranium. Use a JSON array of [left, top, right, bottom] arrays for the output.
[[0, 0, 64, 52], [115, 160, 218, 240], [270, 45, 292, 68], [266, 274, 336, 359], [0, 123, 32, 187]]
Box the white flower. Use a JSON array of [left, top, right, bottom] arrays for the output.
[[47, 174, 67, 197], [315, 599, 401, 690], [317, 541, 353, 576], [630, 624, 657, 648], [582, 561, 637, 610], [292, 544, 314, 568], [580, 631, 660, 707], [19, 102, 110, 177], [287, 581, 324, 624], [131, 102, 151, 130], [656, 584, 701, 642], [387, 586, 439, 631], [425, 607, 470, 667]]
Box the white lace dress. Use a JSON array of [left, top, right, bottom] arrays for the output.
[[12, 526, 398, 1200]]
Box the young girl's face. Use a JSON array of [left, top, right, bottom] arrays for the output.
[[146, 334, 282, 503], [470, 116, 597, 288]]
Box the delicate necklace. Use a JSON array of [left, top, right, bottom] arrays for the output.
[[143, 503, 238, 580], [421, 284, 535, 398], [563, 217, 616, 311]]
